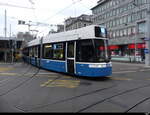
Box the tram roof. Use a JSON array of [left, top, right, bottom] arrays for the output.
[[27, 25, 106, 47]]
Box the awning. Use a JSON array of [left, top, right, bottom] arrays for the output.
[[109, 45, 119, 50], [128, 44, 146, 49]]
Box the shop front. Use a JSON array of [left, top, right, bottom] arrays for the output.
[[109, 43, 146, 62]]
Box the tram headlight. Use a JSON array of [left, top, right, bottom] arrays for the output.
[[89, 64, 106, 68]]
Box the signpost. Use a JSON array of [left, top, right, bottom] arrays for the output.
[[144, 49, 149, 54]]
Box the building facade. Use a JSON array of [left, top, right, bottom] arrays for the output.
[[0, 37, 23, 62], [91, 0, 148, 62], [65, 14, 93, 31], [57, 25, 65, 33]]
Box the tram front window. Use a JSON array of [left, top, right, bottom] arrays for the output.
[[76, 39, 110, 63]]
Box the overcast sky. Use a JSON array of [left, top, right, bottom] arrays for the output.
[[0, 0, 98, 37]]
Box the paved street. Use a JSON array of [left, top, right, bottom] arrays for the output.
[[0, 62, 150, 113]]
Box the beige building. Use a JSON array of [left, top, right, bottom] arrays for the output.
[[65, 14, 93, 31]]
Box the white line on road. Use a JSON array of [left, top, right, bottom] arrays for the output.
[[113, 69, 150, 74], [113, 71, 137, 74], [0, 78, 10, 83]]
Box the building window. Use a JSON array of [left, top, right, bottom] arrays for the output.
[[128, 27, 132, 36], [141, 10, 146, 19], [128, 15, 132, 23], [138, 22, 146, 34], [116, 30, 120, 37], [131, 27, 136, 35], [113, 31, 116, 38], [120, 30, 123, 37]]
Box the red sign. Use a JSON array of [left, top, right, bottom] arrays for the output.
[[109, 45, 119, 50], [128, 44, 146, 49]]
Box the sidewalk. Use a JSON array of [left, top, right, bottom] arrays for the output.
[[111, 56, 145, 64]]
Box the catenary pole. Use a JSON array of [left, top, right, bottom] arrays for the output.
[[145, 2, 150, 67]]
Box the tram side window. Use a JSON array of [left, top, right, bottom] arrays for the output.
[[38, 45, 40, 58], [23, 48, 29, 56], [43, 43, 65, 60], [27, 48, 29, 56], [32, 47, 36, 57], [34, 46, 38, 58], [29, 47, 34, 57], [43, 44, 53, 59], [53, 43, 65, 60]]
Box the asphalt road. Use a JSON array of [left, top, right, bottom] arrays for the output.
[[0, 62, 150, 113]]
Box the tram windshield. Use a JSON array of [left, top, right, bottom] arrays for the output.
[[76, 39, 111, 63]]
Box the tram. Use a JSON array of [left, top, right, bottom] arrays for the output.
[[22, 25, 112, 77]]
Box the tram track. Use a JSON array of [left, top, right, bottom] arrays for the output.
[[26, 80, 117, 111], [12, 69, 150, 112], [0, 63, 41, 112], [77, 82, 150, 113], [0, 64, 40, 97], [125, 96, 150, 112], [0, 63, 33, 87], [29, 79, 150, 112], [3, 64, 150, 112]]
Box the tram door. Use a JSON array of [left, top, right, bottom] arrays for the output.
[[67, 41, 75, 74]]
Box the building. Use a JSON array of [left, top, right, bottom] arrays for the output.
[[91, 0, 148, 62], [57, 24, 65, 33], [0, 37, 23, 62], [65, 14, 93, 31], [17, 32, 35, 42]]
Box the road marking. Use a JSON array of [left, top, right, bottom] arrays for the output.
[[113, 69, 150, 74], [0, 67, 13, 72], [118, 67, 139, 71], [0, 78, 10, 83], [139, 69, 150, 72], [113, 71, 137, 74], [41, 79, 80, 88], [110, 77, 132, 81], [0, 73, 17, 76], [38, 73, 58, 75]]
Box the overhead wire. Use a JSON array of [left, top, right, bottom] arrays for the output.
[[35, 0, 84, 36], [42, 0, 83, 23], [0, 2, 35, 9], [36, 0, 96, 36], [16, 0, 96, 37]]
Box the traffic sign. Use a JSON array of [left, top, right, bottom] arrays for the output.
[[144, 49, 149, 54], [144, 38, 150, 41]]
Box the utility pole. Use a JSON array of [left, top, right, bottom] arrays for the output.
[[133, 0, 150, 66], [4, 9, 7, 38], [28, 21, 32, 33], [134, 25, 138, 62], [9, 24, 14, 64], [4, 9, 7, 62], [145, 2, 150, 67]]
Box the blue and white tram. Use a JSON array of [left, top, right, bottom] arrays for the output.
[[22, 25, 112, 77]]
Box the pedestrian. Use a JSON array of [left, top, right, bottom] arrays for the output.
[[141, 50, 145, 62]]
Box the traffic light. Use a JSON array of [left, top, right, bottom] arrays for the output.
[[18, 20, 25, 25]]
